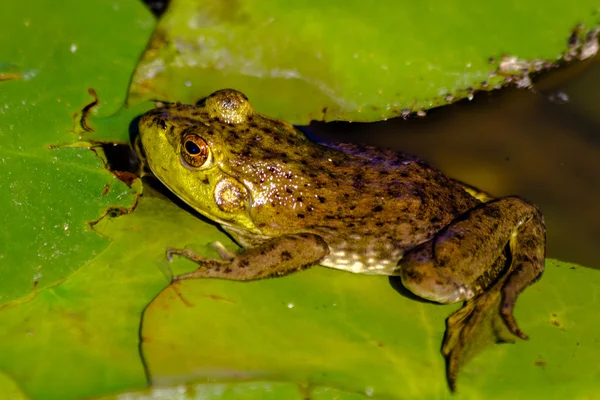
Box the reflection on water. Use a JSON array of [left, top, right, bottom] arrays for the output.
[[307, 58, 600, 268]]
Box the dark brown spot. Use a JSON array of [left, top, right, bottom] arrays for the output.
[[317, 196, 326, 203], [238, 259, 249, 268], [353, 173, 365, 190], [296, 196, 303, 202], [280, 251, 292, 261], [297, 213, 305, 219], [483, 206, 502, 219], [402, 268, 423, 283], [372, 205, 384, 212], [228, 129, 240, 140], [202, 177, 209, 185]]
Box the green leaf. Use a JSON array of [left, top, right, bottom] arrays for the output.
[[0, 1, 153, 305], [0, 185, 232, 400], [138, 247, 600, 399], [3, 1, 600, 399], [97, 381, 372, 400], [129, 0, 600, 123], [0, 371, 29, 400]]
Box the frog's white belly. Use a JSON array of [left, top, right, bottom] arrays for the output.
[[320, 247, 403, 275]]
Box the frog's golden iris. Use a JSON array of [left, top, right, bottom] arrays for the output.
[[137, 89, 546, 390], [181, 134, 210, 168]]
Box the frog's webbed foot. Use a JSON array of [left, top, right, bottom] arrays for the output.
[[167, 233, 329, 282], [442, 252, 520, 391], [166, 247, 230, 282], [399, 196, 545, 390]]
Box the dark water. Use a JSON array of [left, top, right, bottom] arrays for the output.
[[308, 57, 600, 269]]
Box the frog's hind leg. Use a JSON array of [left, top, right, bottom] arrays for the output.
[[398, 196, 545, 390]]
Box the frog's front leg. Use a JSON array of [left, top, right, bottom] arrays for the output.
[[168, 233, 329, 282], [398, 196, 545, 389]]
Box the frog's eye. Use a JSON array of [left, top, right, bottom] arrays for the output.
[[181, 134, 211, 168]]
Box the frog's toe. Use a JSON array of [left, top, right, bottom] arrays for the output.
[[500, 300, 528, 339], [165, 247, 177, 262], [442, 284, 523, 391]]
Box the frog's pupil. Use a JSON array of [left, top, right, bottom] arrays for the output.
[[185, 141, 201, 155]]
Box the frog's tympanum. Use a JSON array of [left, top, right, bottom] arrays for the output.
[[137, 89, 545, 390]]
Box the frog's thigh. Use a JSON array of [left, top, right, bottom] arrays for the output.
[[174, 233, 329, 281], [399, 196, 545, 307]]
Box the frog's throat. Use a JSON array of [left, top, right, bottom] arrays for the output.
[[220, 223, 271, 248], [148, 165, 259, 236]]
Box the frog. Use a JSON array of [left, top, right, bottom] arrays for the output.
[[136, 89, 546, 390]]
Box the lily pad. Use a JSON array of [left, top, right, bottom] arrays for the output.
[[2, 1, 600, 399], [0, 1, 152, 303], [0, 186, 215, 400], [139, 245, 600, 399], [0, 371, 28, 400], [129, 0, 600, 123], [97, 381, 374, 400]]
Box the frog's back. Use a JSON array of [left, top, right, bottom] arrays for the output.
[[225, 125, 479, 262], [279, 143, 477, 270]]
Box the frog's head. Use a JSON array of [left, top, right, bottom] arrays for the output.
[[137, 89, 263, 234]]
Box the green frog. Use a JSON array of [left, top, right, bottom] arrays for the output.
[[136, 89, 545, 389]]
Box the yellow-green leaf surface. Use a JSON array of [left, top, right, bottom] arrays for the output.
[[0, 371, 29, 400], [138, 254, 600, 399], [0, 0, 152, 397], [3, 1, 600, 399], [0, 1, 152, 304], [129, 0, 600, 123], [98, 381, 371, 400]]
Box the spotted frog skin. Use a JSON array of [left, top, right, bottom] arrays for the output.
[[137, 89, 545, 389]]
